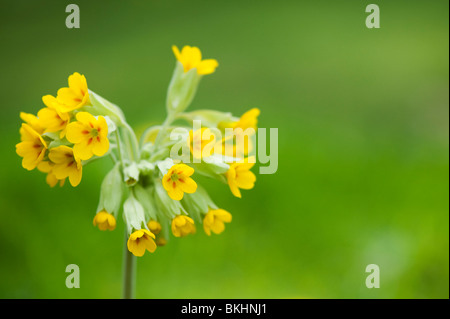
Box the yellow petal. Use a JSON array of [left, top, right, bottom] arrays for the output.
[[66, 122, 89, 144], [197, 59, 219, 75], [179, 176, 197, 194], [92, 137, 109, 157]]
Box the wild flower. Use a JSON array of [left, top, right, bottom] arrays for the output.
[[16, 45, 259, 298]]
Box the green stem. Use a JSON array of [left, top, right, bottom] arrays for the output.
[[153, 113, 175, 151], [122, 122, 140, 160], [115, 130, 125, 167], [122, 231, 136, 299]]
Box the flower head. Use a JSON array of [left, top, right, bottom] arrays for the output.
[[188, 128, 215, 159], [172, 45, 218, 75], [226, 158, 256, 198], [171, 215, 196, 237], [48, 146, 82, 187], [93, 210, 117, 231], [203, 209, 232, 236], [56, 72, 90, 112], [37, 160, 65, 187], [162, 164, 197, 200], [127, 229, 157, 257], [16, 124, 47, 170], [66, 112, 109, 160]]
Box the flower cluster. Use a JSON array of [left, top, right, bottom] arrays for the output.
[[16, 72, 112, 187], [17, 45, 259, 258]]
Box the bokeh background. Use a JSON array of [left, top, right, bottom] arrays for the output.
[[0, 0, 448, 299]]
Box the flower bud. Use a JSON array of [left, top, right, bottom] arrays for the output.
[[123, 192, 147, 234], [182, 185, 217, 223], [123, 161, 140, 186], [154, 179, 187, 219], [166, 62, 200, 115], [97, 163, 123, 217], [133, 184, 157, 221]]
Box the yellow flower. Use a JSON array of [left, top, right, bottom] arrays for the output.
[[56, 72, 90, 112], [39, 95, 71, 138], [162, 164, 197, 200], [171, 215, 196, 237], [226, 158, 256, 198], [48, 146, 83, 187], [16, 123, 47, 170], [172, 45, 218, 75], [127, 229, 157, 257], [219, 108, 260, 131], [203, 209, 232, 236], [93, 210, 116, 231], [19, 112, 44, 136], [66, 112, 109, 160], [147, 220, 162, 235], [37, 160, 66, 187], [188, 128, 215, 159]]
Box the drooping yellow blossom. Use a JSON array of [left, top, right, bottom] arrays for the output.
[[66, 112, 109, 160], [48, 146, 83, 187], [219, 108, 260, 131], [16, 124, 47, 170], [127, 229, 157, 257], [20, 112, 44, 136], [56, 72, 90, 112], [172, 45, 219, 75], [226, 158, 256, 198], [188, 128, 215, 159], [162, 164, 197, 200], [147, 220, 162, 235], [203, 209, 232, 236], [39, 95, 71, 138], [37, 160, 65, 187], [93, 210, 117, 231], [171, 215, 196, 237]]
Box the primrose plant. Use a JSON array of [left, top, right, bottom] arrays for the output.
[[16, 45, 259, 297]]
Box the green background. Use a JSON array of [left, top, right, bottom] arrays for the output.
[[0, 0, 448, 298]]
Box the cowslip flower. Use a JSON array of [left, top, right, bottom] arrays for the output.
[[188, 128, 215, 159], [127, 229, 157, 257], [162, 164, 197, 200], [172, 45, 218, 75], [66, 112, 109, 160], [171, 215, 196, 237], [56, 72, 90, 112], [226, 159, 256, 198], [16, 124, 47, 170], [93, 210, 117, 231], [39, 95, 71, 138], [48, 146, 83, 187], [37, 161, 65, 187], [203, 209, 232, 236]]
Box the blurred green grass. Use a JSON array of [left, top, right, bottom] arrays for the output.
[[0, 0, 448, 298]]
